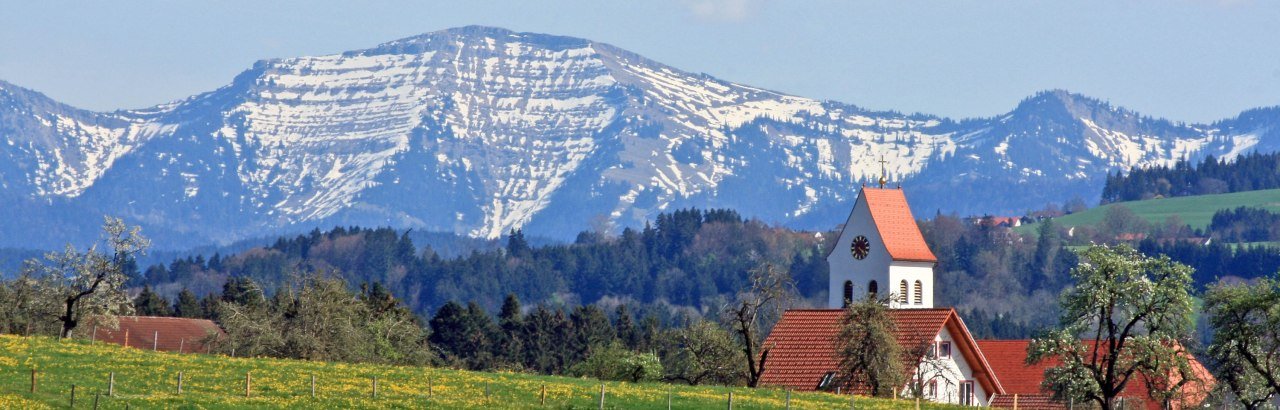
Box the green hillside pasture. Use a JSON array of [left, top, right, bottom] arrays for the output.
[[1018, 189, 1280, 235], [0, 335, 959, 409]]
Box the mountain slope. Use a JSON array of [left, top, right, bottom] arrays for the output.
[[0, 26, 1276, 248]]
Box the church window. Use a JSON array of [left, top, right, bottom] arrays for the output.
[[867, 280, 878, 298], [898, 280, 908, 304], [914, 280, 924, 305], [843, 281, 853, 307]]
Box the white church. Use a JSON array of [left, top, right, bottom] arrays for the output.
[[758, 184, 1215, 409], [760, 185, 1003, 406]]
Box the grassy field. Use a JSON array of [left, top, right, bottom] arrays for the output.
[[1017, 188, 1280, 235], [0, 334, 955, 409]]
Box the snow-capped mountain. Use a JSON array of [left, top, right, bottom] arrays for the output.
[[1, 26, 1278, 249]]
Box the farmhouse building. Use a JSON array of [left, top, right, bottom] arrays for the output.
[[978, 340, 1215, 410], [759, 185, 1214, 407], [90, 316, 225, 354]]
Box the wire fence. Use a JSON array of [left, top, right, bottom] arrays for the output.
[[3, 366, 847, 409]]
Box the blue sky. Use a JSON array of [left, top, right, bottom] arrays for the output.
[[1, 0, 1277, 123]]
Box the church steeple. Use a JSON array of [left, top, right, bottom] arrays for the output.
[[826, 186, 936, 309]]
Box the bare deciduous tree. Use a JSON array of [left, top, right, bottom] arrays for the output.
[[904, 340, 961, 401], [666, 319, 745, 386], [722, 260, 795, 387]]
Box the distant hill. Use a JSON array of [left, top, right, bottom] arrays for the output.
[[1102, 151, 1280, 203], [1019, 188, 1280, 234], [3, 26, 1279, 249]]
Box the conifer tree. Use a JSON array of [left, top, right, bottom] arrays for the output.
[[133, 285, 172, 316], [173, 288, 201, 318]]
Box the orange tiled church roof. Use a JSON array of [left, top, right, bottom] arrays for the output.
[[861, 188, 937, 263]]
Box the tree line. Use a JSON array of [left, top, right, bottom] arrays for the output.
[[15, 208, 1116, 341], [128, 208, 827, 319], [1101, 151, 1280, 203]]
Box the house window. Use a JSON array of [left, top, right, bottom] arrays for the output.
[[914, 280, 924, 305], [928, 379, 938, 398], [868, 280, 878, 298], [899, 280, 909, 304], [959, 381, 975, 406], [938, 341, 952, 359], [843, 281, 853, 307]]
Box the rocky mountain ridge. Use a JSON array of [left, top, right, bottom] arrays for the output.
[[1, 26, 1277, 248]]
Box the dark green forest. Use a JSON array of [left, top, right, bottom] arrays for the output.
[[1101, 151, 1280, 203], [108, 207, 1083, 340]]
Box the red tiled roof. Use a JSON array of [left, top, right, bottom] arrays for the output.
[[977, 340, 1216, 410], [975, 340, 1052, 395], [861, 188, 937, 263], [760, 308, 1001, 396], [92, 316, 224, 354]]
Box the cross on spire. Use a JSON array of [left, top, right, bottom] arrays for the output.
[[877, 155, 888, 188]]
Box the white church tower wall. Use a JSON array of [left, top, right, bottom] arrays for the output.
[[826, 187, 937, 309]]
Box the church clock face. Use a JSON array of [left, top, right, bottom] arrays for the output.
[[850, 235, 871, 260]]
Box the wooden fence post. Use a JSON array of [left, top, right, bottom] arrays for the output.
[[108, 372, 115, 397], [598, 383, 606, 410], [785, 389, 791, 410], [123, 329, 129, 348], [485, 382, 490, 401], [93, 391, 100, 409], [153, 331, 158, 351], [311, 374, 316, 398], [428, 376, 433, 398], [179, 338, 184, 354], [91, 325, 97, 342], [540, 384, 546, 405], [177, 371, 184, 395], [668, 389, 673, 410], [245, 371, 252, 398], [69, 384, 76, 407], [372, 376, 378, 399], [30, 368, 36, 393], [728, 391, 734, 410]]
